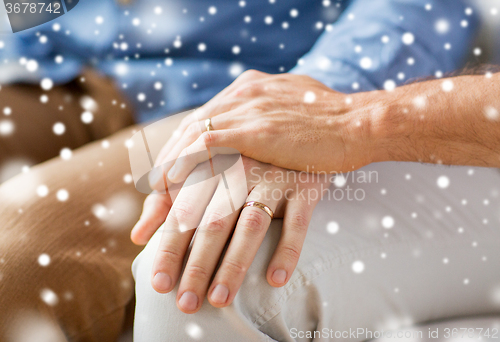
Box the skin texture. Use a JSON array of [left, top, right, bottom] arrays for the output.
[[148, 70, 380, 188], [372, 73, 500, 168], [133, 70, 500, 314], [150, 70, 500, 187]]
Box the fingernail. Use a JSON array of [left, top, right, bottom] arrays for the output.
[[179, 291, 199, 311], [152, 272, 172, 292], [210, 284, 229, 304], [272, 269, 287, 284], [148, 167, 163, 187]]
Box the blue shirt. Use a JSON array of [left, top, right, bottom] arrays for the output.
[[0, 0, 479, 123]]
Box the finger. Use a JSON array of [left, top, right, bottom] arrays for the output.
[[176, 180, 241, 313], [153, 69, 267, 170], [266, 197, 315, 287], [153, 109, 203, 168], [150, 114, 240, 189], [207, 185, 280, 308], [168, 129, 246, 183], [131, 194, 172, 245], [191, 69, 267, 120], [148, 119, 206, 190], [151, 167, 219, 294], [153, 82, 242, 170]]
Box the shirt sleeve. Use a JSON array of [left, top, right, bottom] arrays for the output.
[[290, 0, 480, 93], [0, 0, 118, 84]]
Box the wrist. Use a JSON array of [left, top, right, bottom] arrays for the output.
[[361, 86, 428, 165], [365, 75, 500, 167], [347, 90, 408, 165]]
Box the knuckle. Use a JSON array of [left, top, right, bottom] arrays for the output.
[[240, 210, 266, 234], [204, 214, 228, 233], [223, 258, 247, 276], [258, 120, 274, 134], [157, 247, 183, 264], [187, 121, 202, 137], [243, 82, 262, 96], [185, 264, 211, 280], [180, 114, 193, 127], [288, 213, 310, 232], [280, 243, 302, 261], [239, 69, 261, 80], [172, 200, 195, 222], [201, 131, 214, 146]]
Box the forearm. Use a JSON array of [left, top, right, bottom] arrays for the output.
[[368, 73, 500, 168]]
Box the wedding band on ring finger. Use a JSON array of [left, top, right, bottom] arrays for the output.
[[205, 118, 214, 132], [242, 201, 274, 220]]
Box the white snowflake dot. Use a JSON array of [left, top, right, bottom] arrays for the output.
[[56, 189, 69, 202], [37, 185, 49, 197], [186, 322, 203, 340], [437, 175, 450, 188], [40, 288, 58, 306], [360, 57, 372, 70], [383, 80, 396, 91], [326, 221, 339, 234], [154, 82, 163, 90], [484, 106, 499, 121], [303, 91, 316, 103], [123, 174, 133, 184], [41, 78, 53, 91], [26, 59, 38, 72], [232, 45, 241, 54], [53, 122, 65, 135], [81, 111, 94, 124], [402, 32, 415, 45], [435, 19, 450, 34], [441, 80, 454, 92], [0, 120, 14, 136], [38, 253, 51, 267], [352, 260, 365, 274], [60, 148, 72, 160], [381, 216, 395, 229]]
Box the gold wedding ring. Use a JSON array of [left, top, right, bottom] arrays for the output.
[[205, 118, 214, 132], [242, 201, 274, 220]]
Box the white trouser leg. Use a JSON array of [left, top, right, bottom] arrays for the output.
[[132, 162, 500, 342]]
